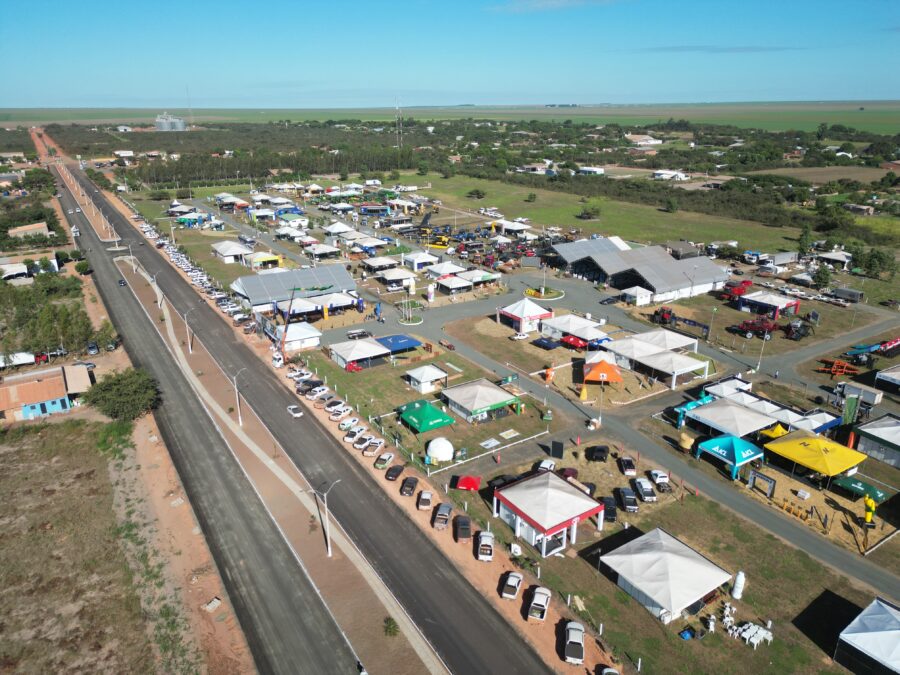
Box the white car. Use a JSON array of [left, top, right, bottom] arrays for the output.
[[305, 386, 329, 401], [354, 434, 376, 451], [649, 469, 669, 485], [286, 405, 304, 418], [329, 406, 353, 422], [634, 477, 657, 502], [338, 417, 360, 431], [67, 209, 74, 214], [75, 207, 81, 213], [510, 332, 529, 341], [501, 572, 523, 600], [343, 426, 367, 443], [364, 438, 385, 455], [537, 459, 556, 472]]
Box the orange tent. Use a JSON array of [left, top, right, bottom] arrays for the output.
[[584, 360, 623, 384]]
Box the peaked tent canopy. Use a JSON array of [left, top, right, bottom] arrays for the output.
[[685, 398, 776, 437], [398, 400, 455, 433], [759, 423, 790, 439], [584, 360, 623, 384], [695, 435, 764, 479], [764, 430, 867, 477], [600, 528, 731, 624], [495, 471, 604, 534], [500, 298, 553, 321], [835, 597, 900, 674]]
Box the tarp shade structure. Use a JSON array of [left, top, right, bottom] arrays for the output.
[[764, 430, 868, 477], [685, 398, 776, 437], [398, 400, 455, 433], [455, 475, 482, 491], [499, 298, 553, 323], [835, 597, 900, 674], [443, 379, 520, 417], [632, 329, 699, 353], [759, 423, 789, 439], [830, 475, 890, 503], [561, 335, 588, 349], [695, 435, 763, 479], [375, 334, 422, 353], [600, 528, 731, 624], [584, 360, 623, 384]]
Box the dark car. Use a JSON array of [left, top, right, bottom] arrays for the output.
[[732, 269, 745, 276], [532, 337, 561, 350], [617, 487, 639, 513], [487, 474, 517, 491], [118, 279, 127, 287], [346, 329, 371, 340], [454, 515, 472, 542], [558, 467, 579, 480], [602, 496, 618, 523], [599, 295, 618, 305], [400, 476, 418, 497], [86, 341, 100, 356], [296, 380, 324, 394], [618, 456, 636, 476], [385, 465, 404, 481], [586, 445, 610, 462], [105, 338, 120, 352]]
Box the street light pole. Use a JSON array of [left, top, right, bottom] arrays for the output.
[[128, 243, 135, 272], [707, 307, 717, 343], [233, 367, 248, 426], [184, 307, 198, 354], [320, 479, 342, 558], [756, 330, 768, 372]]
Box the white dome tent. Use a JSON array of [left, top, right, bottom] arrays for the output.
[[427, 437, 454, 463]]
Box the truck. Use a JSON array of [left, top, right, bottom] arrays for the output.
[[476, 531, 494, 562], [433, 503, 452, 530], [835, 381, 883, 406], [564, 621, 586, 665], [736, 318, 778, 340], [528, 587, 551, 621], [832, 287, 865, 303], [720, 279, 753, 301], [0, 352, 36, 368]]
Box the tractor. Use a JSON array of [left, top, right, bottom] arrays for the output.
[[652, 306, 677, 326], [736, 318, 779, 340]]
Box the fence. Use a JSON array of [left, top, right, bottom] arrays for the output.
[[426, 429, 549, 476]]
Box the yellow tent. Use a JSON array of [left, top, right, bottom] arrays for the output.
[[759, 423, 789, 440], [763, 430, 867, 477]]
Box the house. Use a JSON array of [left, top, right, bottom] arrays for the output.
[[664, 241, 700, 260], [577, 166, 605, 176], [230, 266, 356, 312], [843, 203, 875, 216], [405, 364, 449, 394], [211, 240, 253, 264], [244, 251, 281, 270], [116, 125, 132, 133], [7, 221, 50, 239], [442, 378, 521, 423], [113, 150, 134, 158], [492, 471, 604, 557], [854, 413, 900, 467], [875, 364, 900, 395], [0, 365, 92, 422], [625, 134, 663, 146], [817, 250, 853, 271], [404, 251, 438, 271], [599, 529, 731, 624]]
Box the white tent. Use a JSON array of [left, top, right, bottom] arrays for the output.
[[633, 329, 698, 353], [600, 528, 731, 624], [274, 322, 322, 351], [436, 275, 473, 293], [621, 286, 653, 307], [323, 221, 354, 235], [540, 314, 607, 342], [685, 398, 776, 437], [329, 338, 390, 368], [639, 351, 709, 390], [305, 243, 341, 257], [427, 437, 454, 462], [499, 298, 553, 333], [406, 364, 449, 394], [425, 261, 466, 278], [835, 597, 900, 673], [491, 234, 513, 244], [603, 337, 666, 361], [380, 267, 418, 282], [211, 240, 252, 263], [443, 378, 518, 421], [405, 251, 438, 270]]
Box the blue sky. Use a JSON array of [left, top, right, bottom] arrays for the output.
[[2, 0, 898, 107]]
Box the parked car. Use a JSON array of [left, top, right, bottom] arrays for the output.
[[86, 341, 100, 356], [618, 456, 636, 476], [343, 426, 367, 443], [537, 459, 556, 473], [346, 329, 371, 340], [286, 405, 304, 419], [650, 469, 672, 493], [385, 465, 404, 481], [353, 434, 375, 451], [564, 622, 585, 665], [586, 445, 610, 462], [618, 487, 639, 513], [417, 490, 433, 511], [476, 531, 494, 561], [338, 417, 359, 431], [305, 386, 329, 401], [487, 474, 517, 490], [433, 503, 452, 530], [601, 496, 617, 523], [455, 515, 472, 543], [374, 452, 394, 470], [297, 379, 324, 394], [501, 572, 523, 600], [329, 406, 353, 421], [323, 398, 345, 412], [400, 476, 418, 496], [510, 332, 529, 341], [363, 438, 385, 456], [528, 587, 551, 621], [634, 477, 657, 502]]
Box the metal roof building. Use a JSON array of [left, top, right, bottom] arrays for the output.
[[230, 267, 355, 309]]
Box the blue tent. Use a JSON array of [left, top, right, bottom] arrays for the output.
[[695, 435, 763, 479], [376, 334, 422, 354]]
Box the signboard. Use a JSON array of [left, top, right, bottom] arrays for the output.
[[551, 440, 565, 459], [810, 310, 820, 325], [748, 470, 776, 499]]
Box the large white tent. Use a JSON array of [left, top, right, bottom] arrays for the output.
[[328, 338, 390, 368], [600, 528, 731, 624], [639, 351, 709, 390], [540, 314, 608, 343], [632, 329, 698, 353], [685, 398, 776, 437], [834, 597, 900, 674]]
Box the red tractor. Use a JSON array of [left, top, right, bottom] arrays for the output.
[[737, 318, 778, 340], [345, 361, 363, 373], [652, 306, 677, 325]]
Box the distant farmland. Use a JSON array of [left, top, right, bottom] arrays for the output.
[[2, 100, 899, 132], [747, 166, 892, 184]]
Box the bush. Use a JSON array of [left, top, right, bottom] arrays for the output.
[[383, 616, 399, 637], [84, 368, 160, 421], [75, 260, 91, 275], [466, 189, 486, 199]]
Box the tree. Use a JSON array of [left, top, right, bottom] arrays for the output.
[[175, 188, 191, 200], [813, 266, 832, 289], [864, 248, 897, 278], [577, 205, 600, 220], [94, 319, 117, 348], [338, 170, 348, 181], [39, 257, 54, 273], [75, 260, 91, 275], [797, 224, 814, 254], [388, 169, 400, 181], [816, 123, 829, 141], [525, 192, 537, 203], [416, 161, 429, 176], [665, 196, 679, 213], [148, 189, 171, 201], [84, 368, 160, 421], [466, 189, 486, 200]]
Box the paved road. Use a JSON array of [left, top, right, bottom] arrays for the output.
[[55, 169, 360, 675], [69, 171, 553, 674]]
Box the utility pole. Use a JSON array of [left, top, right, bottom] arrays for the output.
[[234, 367, 248, 427]]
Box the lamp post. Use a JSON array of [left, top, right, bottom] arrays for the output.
[[707, 307, 717, 343], [128, 242, 135, 272], [233, 367, 248, 426], [151, 273, 162, 307], [184, 307, 199, 354], [306, 479, 342, 558], [756, 330, 769, 372]]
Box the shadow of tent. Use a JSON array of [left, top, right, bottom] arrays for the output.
[[577, 526, 647, 583], [572, 357, 586, 384], [792, 589, 862, 656]]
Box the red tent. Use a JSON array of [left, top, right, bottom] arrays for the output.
[[561, 335, 588, 349], [456, 475, 482, 491]]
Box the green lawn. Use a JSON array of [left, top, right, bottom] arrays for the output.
[[7, 101, 900, 132], [405, 172, 803, 252]]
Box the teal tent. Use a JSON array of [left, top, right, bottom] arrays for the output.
[[695, 435, 763, 480]]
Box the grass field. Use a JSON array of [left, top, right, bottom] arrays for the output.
[[0, 420, 153, 672], [5, 101, 900, 132], [748, 166, 891, 184], [410, 172, 803, 252]]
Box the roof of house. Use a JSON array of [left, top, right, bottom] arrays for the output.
[[426, 261, 466, 276], [443, 378, 518, 414], [552, 237, 630, 264], [588, 246, 727, 293], [9, 221, 50, 236], [405, 251, 438, 263], [406, 364, 448, 383], [275, 322, 322, 341], [362, 256, 399, 270], [855, 413, 900, 450], [436, 275, 473, 290], [62, 365, 92, 394], [500, 298, 553, 320], [741, 291, 799, 310], [496, 471, 603, 534], [0, 373, 67, 410], [211, 241, 253, 257], [230, 266, 355, 305]]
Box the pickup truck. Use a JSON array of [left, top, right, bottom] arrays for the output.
[[476, 531, 494, 562], [564, 621, 585, 665], [501, 572, 523, 600], [650, 469, 672, 493], [433, 503, 452, 530], [528, 587, 551, 621]]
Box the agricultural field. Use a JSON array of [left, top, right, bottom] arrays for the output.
[[0, 421, 153, 672], [408, 172, 803, 252], [5, 100, 900, 132], [748, 166, 892, 184], [0, 127, 35, 153]]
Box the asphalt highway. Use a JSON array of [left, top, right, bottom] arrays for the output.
[[54, 169, 360, 675], [65, 170, 553, 673]]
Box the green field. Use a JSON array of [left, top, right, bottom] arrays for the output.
[[410, 172, 803, 251], [4, 100, 900, 132]]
